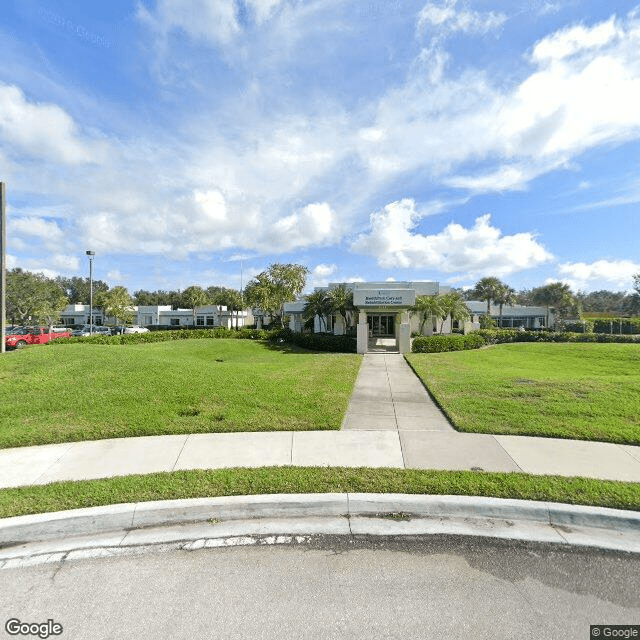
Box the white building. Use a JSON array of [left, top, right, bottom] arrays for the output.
[[60, 304, 253, 329], [284, 281, 556, 354], [285, 281, 457, 355], [465, 302, 553, 329]]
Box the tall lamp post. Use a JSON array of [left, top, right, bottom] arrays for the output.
[[86, 251, 95, 335], [1, 183, 6, 354]]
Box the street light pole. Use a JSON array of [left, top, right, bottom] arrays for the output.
[[86, 251, 95, 335], [1, 182, 6, 354]]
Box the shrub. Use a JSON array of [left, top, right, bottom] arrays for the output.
[[561, 320, 594, 333], [410, 329, 640, 353], [270, 328, 357, 353], [412, 334, 488, 353]]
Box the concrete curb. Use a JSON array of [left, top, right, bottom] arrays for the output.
[[1, 494, 640, 561]]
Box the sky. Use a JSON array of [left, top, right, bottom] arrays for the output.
[[1, 0, 639, 295]]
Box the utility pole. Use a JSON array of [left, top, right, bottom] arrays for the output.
[[1, 182, 5, 354], [86, 250, 95, 335]]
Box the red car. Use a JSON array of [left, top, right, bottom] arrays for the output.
[[5, 326, 71, 349]]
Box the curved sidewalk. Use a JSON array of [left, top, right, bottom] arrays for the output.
[[1, 354, 640, 489]]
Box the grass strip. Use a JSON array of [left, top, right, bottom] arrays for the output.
[[1, 467, 639, 518]]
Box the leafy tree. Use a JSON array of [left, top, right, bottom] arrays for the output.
[[327, 284, 354, 329], [180, 286, 210, 327], [95, 286, 135, 325], [409, 295, 443, 334], [472, 277, 505, 316], [438, 292, 470, 333], [244, 263, 309, 327], [56, 276, 109, 304], [530, 282, 580, 327], [576, 290, 628, 314], [6, 269, 67, 326], [133, 290, 182, 308], [303, 289, 332, 332]]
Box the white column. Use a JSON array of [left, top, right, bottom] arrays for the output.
[[357, 310, 368, 354], [334, 315, 345, 336], [399, 311, 411, 354]]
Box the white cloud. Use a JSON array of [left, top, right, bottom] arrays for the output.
[[352, 199, 552, 277], [137, 0, 241, 46], [557, 259, 640, 291], [365, 10, 640, 192], [308, 263, 338, 288], [0, 83, 101, 164], [107, 270, 128, 282], [531, 17, 620, 63], [269, 202, 341, 251], [417, 0, 506, 36], [9, 216, 64, 243], [245, 0, 285, 24]]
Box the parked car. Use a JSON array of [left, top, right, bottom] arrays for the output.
[[5, 326, 71, 349], [92, 326, 112, 336], [123, 326, 149, 334], [71, 326, 92, 336]]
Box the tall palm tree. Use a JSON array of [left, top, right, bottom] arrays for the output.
[[439, 292, 470, 333], [494, 285, 518, 328], [409, 295, 443, 334], [327, 284, 354, 331], [303, 289, 331, 333], [473, 277, 504, 317]]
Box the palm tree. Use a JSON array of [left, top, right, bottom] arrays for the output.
[[327, 284, 354, 332], [438, 292, 470, 333], [303, 289, 331, 333], [473, 277, 505, 318], [409, 295, 443, 334], [494, 285, 517, 328], [181, 285, 209, 328], [530, 282, 578, 329]]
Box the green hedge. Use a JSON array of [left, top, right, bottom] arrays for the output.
[[411, 330, 640, 353], [476, 329, 640, 344], [50, 327, 276, 346], [412, 334, 486, 353], [592, 318, 640, 334], [270, 329, 357, 353], [49, 327, 357, 353]]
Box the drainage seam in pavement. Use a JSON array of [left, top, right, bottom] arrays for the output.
[[171, 434, 191, 472]]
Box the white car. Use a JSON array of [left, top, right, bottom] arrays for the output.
[[123, 326, 150, 334]]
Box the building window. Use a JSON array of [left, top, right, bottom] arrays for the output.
[[144, 315, 152, 324], [206, 317, 214, 326], [170, 318, 180, 326], [196, 316, 205, 326]]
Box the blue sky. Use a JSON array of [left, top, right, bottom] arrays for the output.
[[1, 0, 639, 295]]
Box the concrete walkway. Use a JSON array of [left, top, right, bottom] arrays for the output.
[[1, 354, 640, 489]]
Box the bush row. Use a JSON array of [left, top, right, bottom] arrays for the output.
[[49, 327, 357, 353], [476, 329, 640, 344], [269, 329, 357, 353], [592, 318, 640, 334], [411, 334, 487, 353], [50, 327, 276, 346], [411, 330, 640, 353]]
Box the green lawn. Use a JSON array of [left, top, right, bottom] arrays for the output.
[[406, 343, 640, 444], [0, 340, 361, 448]]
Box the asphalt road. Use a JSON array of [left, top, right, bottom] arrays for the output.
[[1, 536, 639, 640]]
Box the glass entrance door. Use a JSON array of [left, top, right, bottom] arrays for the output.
[[367, 314, 395, 336]]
